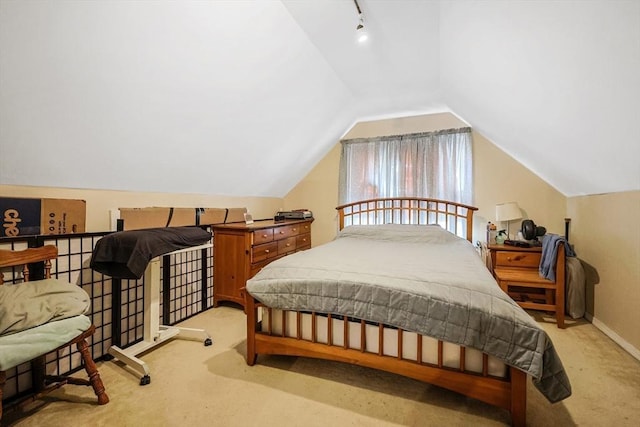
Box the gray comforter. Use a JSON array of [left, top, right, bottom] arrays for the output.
[[246, 224, 571, 403]]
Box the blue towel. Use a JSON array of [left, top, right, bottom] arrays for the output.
[[539, 234, 576, 281]]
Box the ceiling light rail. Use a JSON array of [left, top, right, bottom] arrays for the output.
[[353, 0, 369, 43]]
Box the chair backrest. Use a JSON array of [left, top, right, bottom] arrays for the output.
[[0, 245, 57, 285]]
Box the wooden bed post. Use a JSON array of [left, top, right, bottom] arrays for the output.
[[510, 367, 527, 427], [243, 288, 257, 366], [466, 209, 474, 242], [338, 208, 345, 231]]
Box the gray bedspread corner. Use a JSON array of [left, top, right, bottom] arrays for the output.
[[533, 339, 573, 403], [246, 224, 572, 403]]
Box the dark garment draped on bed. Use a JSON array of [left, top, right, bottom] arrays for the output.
[[90, 226, 212, 279]]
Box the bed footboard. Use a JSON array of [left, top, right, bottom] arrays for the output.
[[244, 293, 526, 427]]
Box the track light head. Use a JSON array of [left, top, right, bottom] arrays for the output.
[[356, 14, 368, 43]]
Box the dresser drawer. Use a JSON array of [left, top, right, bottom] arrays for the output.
[[299, 222, 311, 235], [296, 233, 311, 250], [495, 251, 541, 268], [274, 224, 301, 239], [277, 237, 297, 254], [253, 228, 274, 245], [252, 242, 278, 263]]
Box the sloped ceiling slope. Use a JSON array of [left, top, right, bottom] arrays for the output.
[[0, 1, 355, 197], [1, 1, 638, 198], [439, 1, 640, 196]]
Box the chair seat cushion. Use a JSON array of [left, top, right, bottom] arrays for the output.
[[0, 315, 91, 371], [0, 278, 90, 336]]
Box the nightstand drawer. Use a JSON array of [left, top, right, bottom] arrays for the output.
[[495, 251, 541, 268]]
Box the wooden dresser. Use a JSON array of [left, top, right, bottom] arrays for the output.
[[212, 218, 313, 307]]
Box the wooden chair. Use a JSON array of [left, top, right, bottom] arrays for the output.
[[493, 244, 566, 328], [0, 245, 109, 420]]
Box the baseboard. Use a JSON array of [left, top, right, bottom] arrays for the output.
[[585, 313, 640, 362]]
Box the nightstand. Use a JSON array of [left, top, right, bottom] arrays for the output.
[[488, 243, 566, 328]]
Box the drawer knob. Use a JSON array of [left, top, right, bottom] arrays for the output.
[[279, 231, 284, 234], [507, 255, 524, 261], [262, 234, 268, 238], [302, 238, 307, 242], [265, 249, 270, 254], [292, 228, 297, 232], [286, 243, 291, 247]]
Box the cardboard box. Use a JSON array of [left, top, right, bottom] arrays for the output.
[[0, 197, 86, 237], [119, 207, 174, 230], [225, 207, 248, 223], [118, 206, 247, 230], [199, 208, 227, 225]]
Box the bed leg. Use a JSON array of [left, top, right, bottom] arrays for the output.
[[1, 370, 6, 421], [510, 367, 527, 427], [244, 289, 257, 366]]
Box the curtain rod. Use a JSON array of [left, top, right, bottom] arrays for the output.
[[340, 126, 472, 144]]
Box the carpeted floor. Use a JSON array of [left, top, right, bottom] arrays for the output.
[[2, 306, 639, 426]]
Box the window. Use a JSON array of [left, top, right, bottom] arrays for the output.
[[338, 127, 473, 205]]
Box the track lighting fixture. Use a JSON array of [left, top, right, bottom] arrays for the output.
[[353, 0, 368, 43]]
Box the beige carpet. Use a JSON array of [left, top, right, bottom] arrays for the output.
[[3, 307, 639, 427]]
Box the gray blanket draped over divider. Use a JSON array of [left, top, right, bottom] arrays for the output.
[[246, 224, 572, 403]]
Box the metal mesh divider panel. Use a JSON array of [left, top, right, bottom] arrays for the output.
[[0, 240, 32, 402], [119, 276, 145, 348], [1, 230, 214, 403], [42, 234, 114, 379], [160, 242, 212, 325]]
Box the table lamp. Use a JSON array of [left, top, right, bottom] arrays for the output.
[[495, 202, 522, 240]]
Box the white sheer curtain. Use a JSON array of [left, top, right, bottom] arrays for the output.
[[338, 127, 473, 205]]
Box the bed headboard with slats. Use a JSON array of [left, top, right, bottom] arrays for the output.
[[336, 198, 478, 242]]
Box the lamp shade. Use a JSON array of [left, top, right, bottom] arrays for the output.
[[495, 202, 522, 222]]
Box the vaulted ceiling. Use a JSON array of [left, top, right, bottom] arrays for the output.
[[1, 1, 638, 197]]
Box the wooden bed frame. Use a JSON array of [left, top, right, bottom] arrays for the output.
[[244, 198, 527, 427]]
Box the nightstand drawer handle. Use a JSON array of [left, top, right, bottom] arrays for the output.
[[262, 234, 268, 238], [279, 231, 285, 234], [507, 255, 524, 261], [292, 228, 297, 232], [286, 243, 291, 247], [264, 249, 270, 254]]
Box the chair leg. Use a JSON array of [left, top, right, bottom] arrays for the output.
[[1, 370, 5, 421], [76, 339, 109, 405]]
